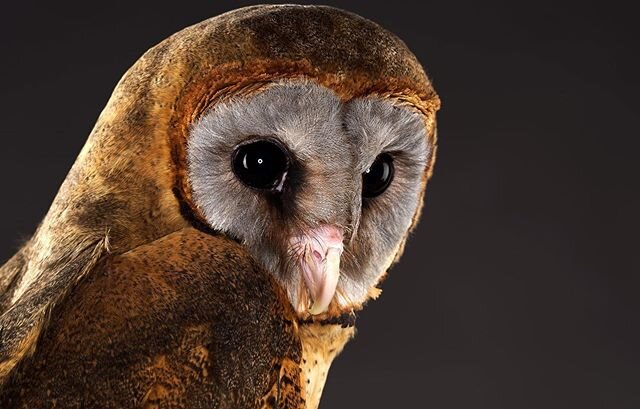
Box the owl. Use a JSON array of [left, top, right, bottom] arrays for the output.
[[0, 4, 439, 408]]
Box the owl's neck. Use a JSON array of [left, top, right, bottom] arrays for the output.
[[298, 322, 355, 409]]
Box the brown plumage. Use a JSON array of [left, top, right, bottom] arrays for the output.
[[0, 4, 439, 408]]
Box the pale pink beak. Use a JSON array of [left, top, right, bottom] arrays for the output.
[[291, 225, 344, 315]]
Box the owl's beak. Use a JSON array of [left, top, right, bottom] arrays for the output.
[[292, 225, 344, 315]]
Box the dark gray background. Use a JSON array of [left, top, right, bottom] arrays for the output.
[[1, 1, 638, 408]]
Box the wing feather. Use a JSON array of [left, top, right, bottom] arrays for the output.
[[0, 228, 303, 408]]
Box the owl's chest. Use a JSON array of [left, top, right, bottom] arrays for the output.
[[298, 323, 355, 409]]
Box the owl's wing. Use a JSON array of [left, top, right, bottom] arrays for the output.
[[0, 245, 28, 314], [0, 227, 305, 409]]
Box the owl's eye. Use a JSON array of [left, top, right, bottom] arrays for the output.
[[362, 153, 394, 198], [232, 140, 290, 190]]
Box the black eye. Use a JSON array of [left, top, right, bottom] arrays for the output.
[[362, 153, 394, 198], [232, 140, 289, 190]]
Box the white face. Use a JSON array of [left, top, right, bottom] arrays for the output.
[[187, 79, 431, 316]]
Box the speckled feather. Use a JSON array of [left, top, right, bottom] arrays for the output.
[[0, 229, 305, 408]]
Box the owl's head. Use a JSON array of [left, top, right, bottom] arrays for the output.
[[169, 6, 440, 319], [39, 5, 438, 322]]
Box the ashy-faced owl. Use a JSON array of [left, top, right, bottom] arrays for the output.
[[0, 5, 439, 408]]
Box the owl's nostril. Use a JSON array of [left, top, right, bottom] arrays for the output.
[[312, 250, 323, 262]]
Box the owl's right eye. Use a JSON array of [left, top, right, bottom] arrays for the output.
[[232, 140, 290, 190]]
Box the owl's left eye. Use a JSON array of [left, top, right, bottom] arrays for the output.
[[232, 140, 290, 190], [362, 153, 394, 198]]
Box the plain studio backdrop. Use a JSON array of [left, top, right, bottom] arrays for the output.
[[0, 1, 638, 408]]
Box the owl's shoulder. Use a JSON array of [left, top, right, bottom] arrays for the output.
[[0, 228, 304, 408]]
